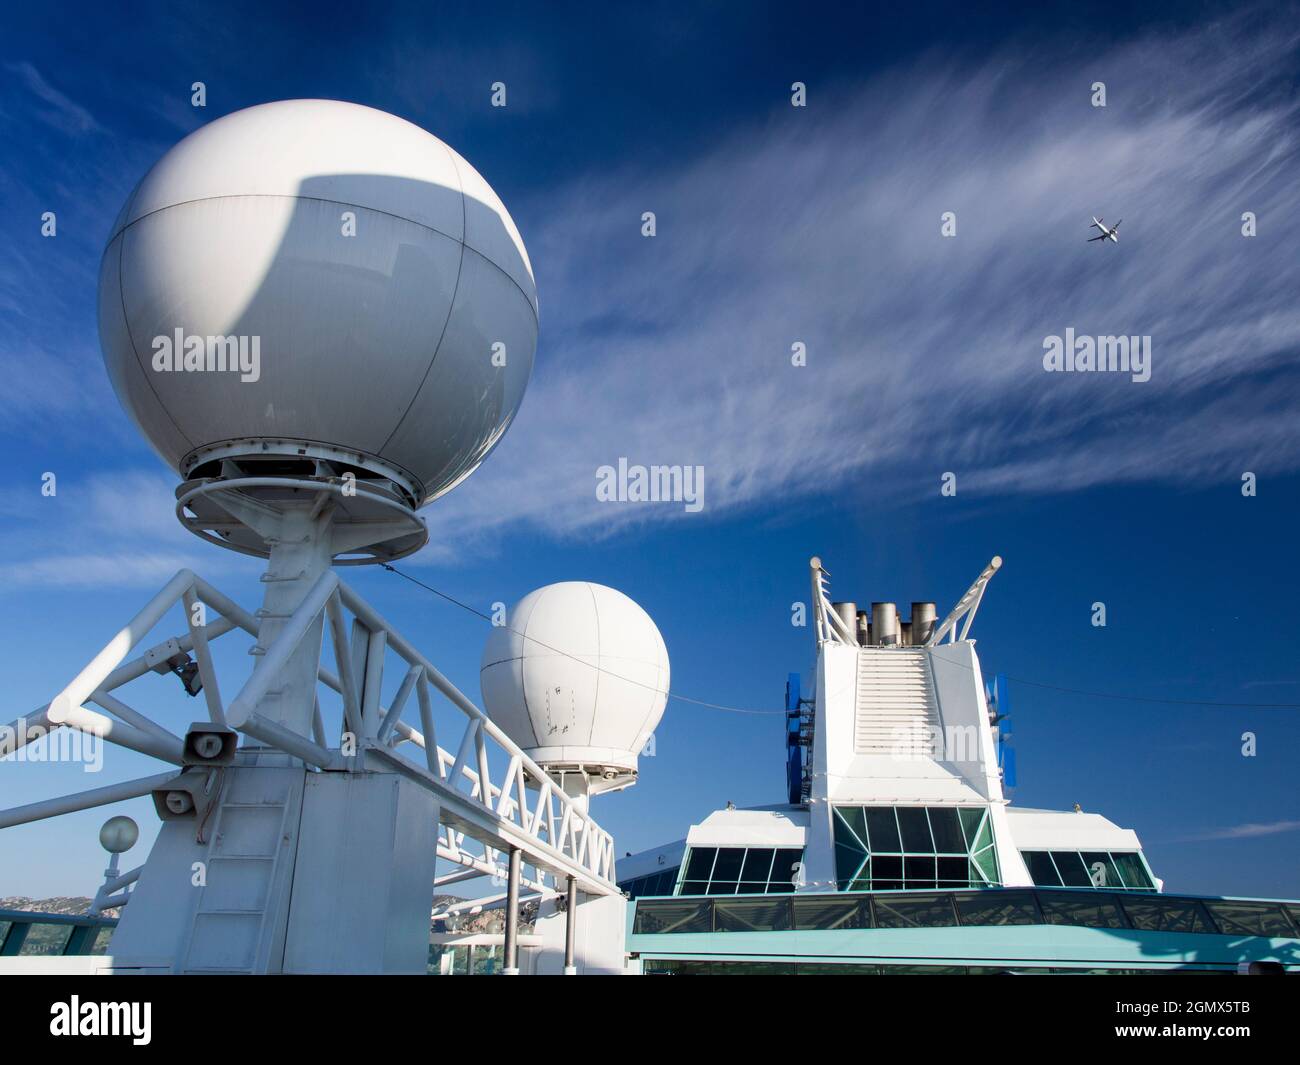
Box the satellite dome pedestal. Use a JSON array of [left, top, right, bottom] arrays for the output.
[[175, 440, 430, 564]]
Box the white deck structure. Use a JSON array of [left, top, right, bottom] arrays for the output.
[[622, 556, 1157, 904]]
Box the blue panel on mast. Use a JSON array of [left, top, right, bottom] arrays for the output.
[[994, 673, 1010, 716], [786, 673, 803, 804], [1001, 745, 1017, 788]]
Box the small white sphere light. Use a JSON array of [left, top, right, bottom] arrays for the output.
[[480, 582, 669, 796], [99, 815, 139, 855], [97, 99, 537, 517]]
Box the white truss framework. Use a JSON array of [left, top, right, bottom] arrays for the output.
[[809, 555, 1003, 650], [1, 567, 618, 897]]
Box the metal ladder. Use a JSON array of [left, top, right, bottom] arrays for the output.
[[178, 768, 304, 973]]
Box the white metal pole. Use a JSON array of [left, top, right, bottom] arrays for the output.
[[503, 846, 521, 974], [564, 875, 578, 975], [0, 771, 178, 829]]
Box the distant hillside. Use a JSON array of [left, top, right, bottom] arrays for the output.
[[1, 895, 103, 916], [4, 893, 526, 930]]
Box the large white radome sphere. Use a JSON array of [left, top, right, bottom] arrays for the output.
[[480, 583, 669, 780], [97, 99, 537, 506]]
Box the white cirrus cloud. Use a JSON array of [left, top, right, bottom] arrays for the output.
[[413, 12, 1300, 559]]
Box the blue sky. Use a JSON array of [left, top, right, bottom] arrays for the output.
[[2, 1, 1299, 899]]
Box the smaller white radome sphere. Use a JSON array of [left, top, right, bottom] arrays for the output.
[[480, 583, 669, 778]]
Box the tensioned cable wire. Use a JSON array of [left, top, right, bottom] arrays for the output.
[[380, 563, 782, 715], [380, 564, 1300, 714]]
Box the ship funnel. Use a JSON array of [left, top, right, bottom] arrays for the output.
[[831, 602, 859, 646], [911, 602, 937, 645], [871, 602, 899, 646]]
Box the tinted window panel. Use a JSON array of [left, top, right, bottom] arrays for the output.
[[770, 849, 803, 890], [873, 855, 903, 881], [1204, 901, 1294, 937], [937, 856, 970, 884], [16, 923, 74, 956], [904, 856, 937, 884], [873, 895, 958, 929], [1038, 893, 1127, 929], [1081, 852, 1121, 890], [711, 848, 745, 883], [1050, 851, 1092, 887], [88, 926, 114, 955], [836, 844, 867, 889], [715, 898, 792, 933], [741, 848, 775, 884], [954, 891, 1039, 926], [792, 897, 868, 930], [897, 807, 934, 852], [678, 880, 709, 896], [864, 807, 901, 852], [837, 806, 869, 847], [1020, 852, 1058, 886], [684, 848, 716, 881], [633, 899, 712, 934], [1122, 898, 1215, 934], [928, 808, 965, 853], [1112, 852, 1153, 889]]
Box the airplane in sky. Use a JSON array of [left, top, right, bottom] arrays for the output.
[[1088, 216, 1121, 243]]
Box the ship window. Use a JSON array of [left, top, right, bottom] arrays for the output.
[[833, 806, 1001, 891], [953, 890, 1039, 925], [1202, 901, 1294, 938], [617, 866, 682, 899], [792, 897, 869, 930], [771, 849, 803, 889], [936, 856, 970, 885], [632, 899, 712, 934], [1050, 851, 1092, 887], [1121, 897, 1216, 934], [684, 847, 716, 882], [15, 922, 74, 955], [1037, 893, 1127, 929], [711, 849, 744, 884], [1021, 850, 1157, 891], [928, 808, 965, 853], [873, 894, 958, 929], [1022, 851, 1060, 886], [741, 848, 775, 884], [1080, 852, 1122, 890], [1111, 852, 1154, 889], [715, 898, 792, 933], [897, 807, 934, 852], [676, 846, 806, 895], [864, 807, 901, 852]]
